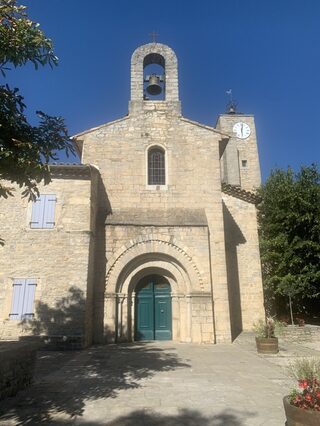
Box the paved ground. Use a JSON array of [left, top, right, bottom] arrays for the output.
[[0, 336, 320, 426]]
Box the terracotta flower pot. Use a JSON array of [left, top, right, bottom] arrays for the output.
[[255, 337, 278, 354], [283, 396, 320, 426]]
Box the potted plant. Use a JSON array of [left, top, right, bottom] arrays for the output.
[[253, 317, 283, 354], [283, 357, 320, 426]]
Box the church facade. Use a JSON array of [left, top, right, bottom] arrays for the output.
[[0, 43, 265, 348]]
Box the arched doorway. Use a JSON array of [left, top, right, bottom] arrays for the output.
[[135, 275, 172, 341]]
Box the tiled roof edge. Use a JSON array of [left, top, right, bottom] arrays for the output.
[[221, 183, 261, 204], [49, 164, 95, 179]]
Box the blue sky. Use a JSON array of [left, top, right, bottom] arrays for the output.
[[5, 0, 320, 181]]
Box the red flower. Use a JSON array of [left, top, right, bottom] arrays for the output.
[[305, 393, 312, 402], [316, 391, 320, 399], [298, 379, 309, 389]]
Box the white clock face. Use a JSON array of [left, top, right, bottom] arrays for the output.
[[233, 122, 251, 139]]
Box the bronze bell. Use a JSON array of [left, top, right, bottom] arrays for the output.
[[146, 74, 162, 96]]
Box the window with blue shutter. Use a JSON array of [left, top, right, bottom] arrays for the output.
[[30, 194, 56, 229], [9, 279, 25, 320], [9, 279, 37, 320]]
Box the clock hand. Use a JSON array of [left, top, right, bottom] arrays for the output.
[[241, 123, 243, 137]]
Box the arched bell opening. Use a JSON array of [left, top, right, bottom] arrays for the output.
[[134, 274, 172, 341], [130, 43, 179, 107], [143, 53, 165, 100]]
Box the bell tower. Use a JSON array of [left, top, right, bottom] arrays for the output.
[[129, 43, 181, 115]]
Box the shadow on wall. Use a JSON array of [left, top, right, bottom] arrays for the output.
[[0, 343, 192, 424], [222, 202, 246, 342], [20, 286, 100, 348]]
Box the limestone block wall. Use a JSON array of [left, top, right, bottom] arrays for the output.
[[222, 194, 265, 338], [0, 172, 95, 347], [105, 225, 211, 290], [280, 325, 320, 343], [76, 114, 225, 211], [191, 294, 214, 343]]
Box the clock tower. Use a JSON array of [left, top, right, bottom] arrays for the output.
[[216, 112, 261, 191]]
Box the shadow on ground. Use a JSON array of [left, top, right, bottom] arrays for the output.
[[105, 408, 256, 426], [0, 408, 257, 425], [0, 343, 190, 425]]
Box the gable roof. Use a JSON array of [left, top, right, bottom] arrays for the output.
[[72, 116, 130, 139], [180, 116, 230, 139]]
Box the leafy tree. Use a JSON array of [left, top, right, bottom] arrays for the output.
[[257, 164, 320, 320], [0, 0, 74, 200]]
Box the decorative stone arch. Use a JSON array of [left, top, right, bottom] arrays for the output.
[[130, 43, 179, 102], [117, 255, 189, 295], [104, 234, 205, 343], [106, 234, 204, 293]]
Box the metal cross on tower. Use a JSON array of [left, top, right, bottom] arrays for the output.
[[149, 31, 159, 43]]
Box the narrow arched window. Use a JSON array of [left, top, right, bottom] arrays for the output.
[[148, 147, 165, 185]]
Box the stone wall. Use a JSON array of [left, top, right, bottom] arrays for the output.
[[77, 114, 226, 211], [105, 225, 211, 291], [191, 294, 214, 343], [280, 325, 320, 343], [0, 167, 97, 347], [0, 342, 38, 400], [222, 194, 265, 339]]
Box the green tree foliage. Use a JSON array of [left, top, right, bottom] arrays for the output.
[[0, 0, 74, 199], [257, 165, 320, 314]]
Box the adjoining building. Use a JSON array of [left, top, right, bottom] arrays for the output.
[[0, 43, 265, 348]]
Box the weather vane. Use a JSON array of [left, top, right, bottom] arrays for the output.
[[225, 89, 238, 114], [149, 31, 159, 43]]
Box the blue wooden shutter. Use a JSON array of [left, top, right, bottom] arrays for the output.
[[30, 195, 45, 228], [10, 279, 26, 320], [22, 279, 37, 319], [43, 194, 56, 228]]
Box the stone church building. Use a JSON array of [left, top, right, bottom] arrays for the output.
[[0, 43, 265, 348]]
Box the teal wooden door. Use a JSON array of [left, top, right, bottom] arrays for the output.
[[154, 283, 172, 340], [135, 281, 154, 340], [135, 277, 172, 341]]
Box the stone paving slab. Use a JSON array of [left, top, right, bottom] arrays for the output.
[[0, 339, 319, 426]]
